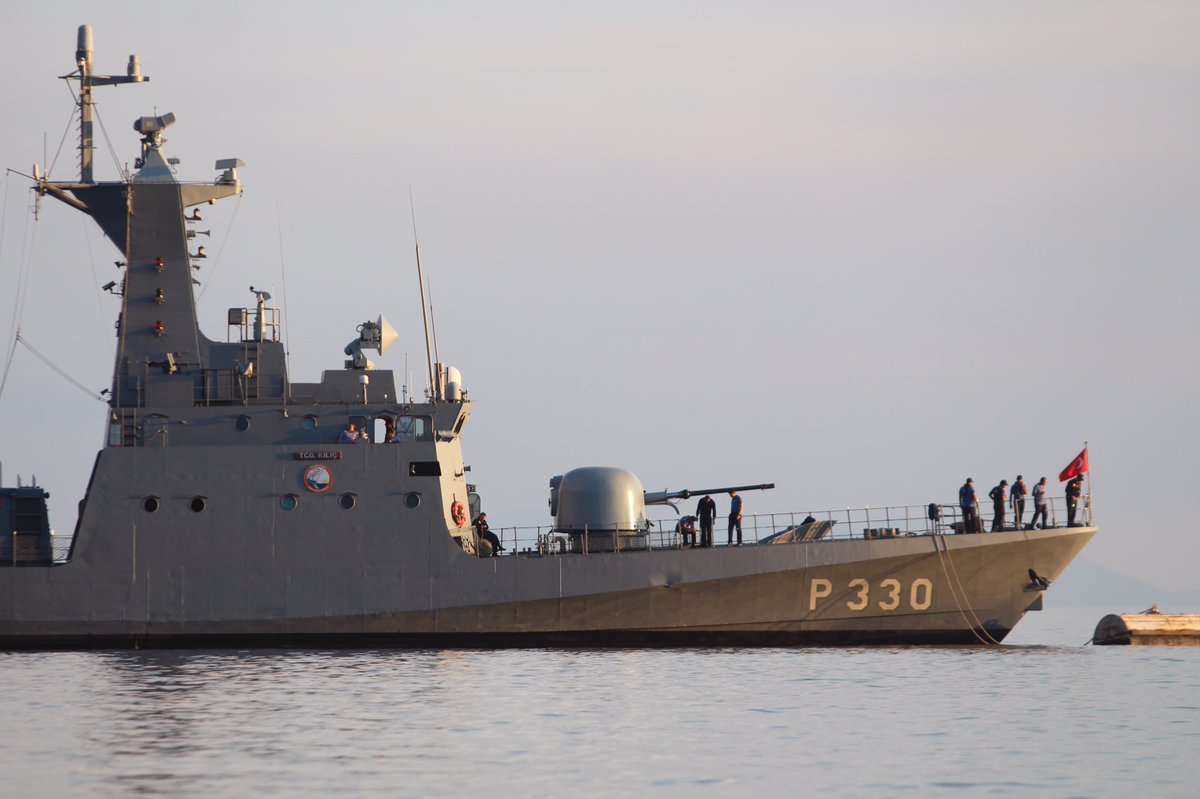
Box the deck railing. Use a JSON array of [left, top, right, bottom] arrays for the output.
[[19, 494, 1092, 565], [484, 493, 1093, 556]]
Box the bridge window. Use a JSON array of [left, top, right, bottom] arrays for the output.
[[395, 416, 430, 442]]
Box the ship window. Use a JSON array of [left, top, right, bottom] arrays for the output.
[[143, 496, 160, 513], [280, 494, 298, 511], [452, 413, 467, 435], [189, 496, 207, 513], [235, 415, 251, 432], [395, 416, 430, 442], [339, 493, 356, 510], [403, 492, 421, 509], [373, 417, 390, 444], [301, 414, 318, 432], [409, 461, 441, 477]]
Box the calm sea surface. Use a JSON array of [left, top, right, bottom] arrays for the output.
[[2, 607, 1197, 798]]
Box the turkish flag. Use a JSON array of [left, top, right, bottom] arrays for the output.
[[1059, 447, 1089, 482]]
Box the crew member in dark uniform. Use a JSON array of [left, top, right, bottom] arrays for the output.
[[1011, 475, 1028, 530], [988, 480, 1008, 531], [728, 491, 743, 546], [696, 494, 717, 548], [677, 515, 697, 547], [1065, 475, 1084, 527], [473, 512, 504, 556], [959, 478, 979, 533]]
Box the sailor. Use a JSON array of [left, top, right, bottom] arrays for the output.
[[728, 491, 743, 546], [696, 494, 717, 547], [1011, 475, 1028, 529], [959, 478, 979, 533], [1027, 477, 1049, 529], [338, 421, 363, 444], [677, 515, 697, 547], [473, 513, 504, 556], [988, 480, 1008, 531], [1065, 475, 1084, 527]]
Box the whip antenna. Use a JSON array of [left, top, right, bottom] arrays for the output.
[[409, 189, 436, 403]]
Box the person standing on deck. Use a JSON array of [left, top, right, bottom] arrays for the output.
[[959, 478, 980, 533], [1065, 475, 1084, 527], [728, 491, 744, 546], [1011, 475, 1028, 530], [696, 494, 717, 548], [1028, 477, 1049, 529], [988, 480, 1008, 531]]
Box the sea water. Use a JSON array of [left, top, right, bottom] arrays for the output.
[[1, 607, 1196, 798]]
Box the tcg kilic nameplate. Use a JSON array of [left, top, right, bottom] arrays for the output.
[[294, 451, 343, 461]]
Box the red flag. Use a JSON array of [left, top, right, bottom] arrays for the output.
[[1059, 447, 1089, 482]]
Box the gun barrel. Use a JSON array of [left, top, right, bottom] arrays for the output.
[[644, 482, 775, 505]]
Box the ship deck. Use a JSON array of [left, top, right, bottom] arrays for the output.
[[483, 494, 1094, 556]]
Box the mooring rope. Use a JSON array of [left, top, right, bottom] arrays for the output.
[[940, 537, 1005, 645], [932, 534, 1002, 646]]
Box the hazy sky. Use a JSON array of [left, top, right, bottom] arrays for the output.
[[2, 2, 1197, 592]]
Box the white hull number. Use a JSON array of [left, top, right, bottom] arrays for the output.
[[809, 577, 933, 612]]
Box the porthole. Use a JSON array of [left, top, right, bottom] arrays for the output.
[[403, 492, 421, 509], [189, 496, 207, 513], [301, 414, 318, 432], [339, 493, 356, 510], [280, 494, 298, 511], [143, 496, 160, 513], [235, 415, 250, 432]]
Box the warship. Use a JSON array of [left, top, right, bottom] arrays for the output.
[[0, 27, 1095, 648]]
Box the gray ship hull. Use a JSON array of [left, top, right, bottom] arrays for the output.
[[0, 441, 1094, 649]]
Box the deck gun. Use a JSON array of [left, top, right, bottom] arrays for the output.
[[644, 482, 776, 512], [550, 467, 775, 534]]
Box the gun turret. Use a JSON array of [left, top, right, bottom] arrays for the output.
[[548, 468, 776, 553], [644, 483, 775, 506]]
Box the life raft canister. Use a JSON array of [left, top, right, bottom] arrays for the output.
[[450, 500, 466, 527]]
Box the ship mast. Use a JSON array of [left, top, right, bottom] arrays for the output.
[[70, 25, 147, 183]]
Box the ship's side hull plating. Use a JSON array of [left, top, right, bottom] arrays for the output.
[[0, 453, 1095, 649]]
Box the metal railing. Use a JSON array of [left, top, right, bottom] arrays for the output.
[[3, 529, 69, 565], [482, 493, 1093, 557]]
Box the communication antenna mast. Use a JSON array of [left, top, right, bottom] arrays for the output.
[[427, 277, 441, 367], [409, 189, 436, 403], [69, 25, 148, 183]]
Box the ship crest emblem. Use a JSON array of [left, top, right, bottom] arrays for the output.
[[303, 464, 333, 493]]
